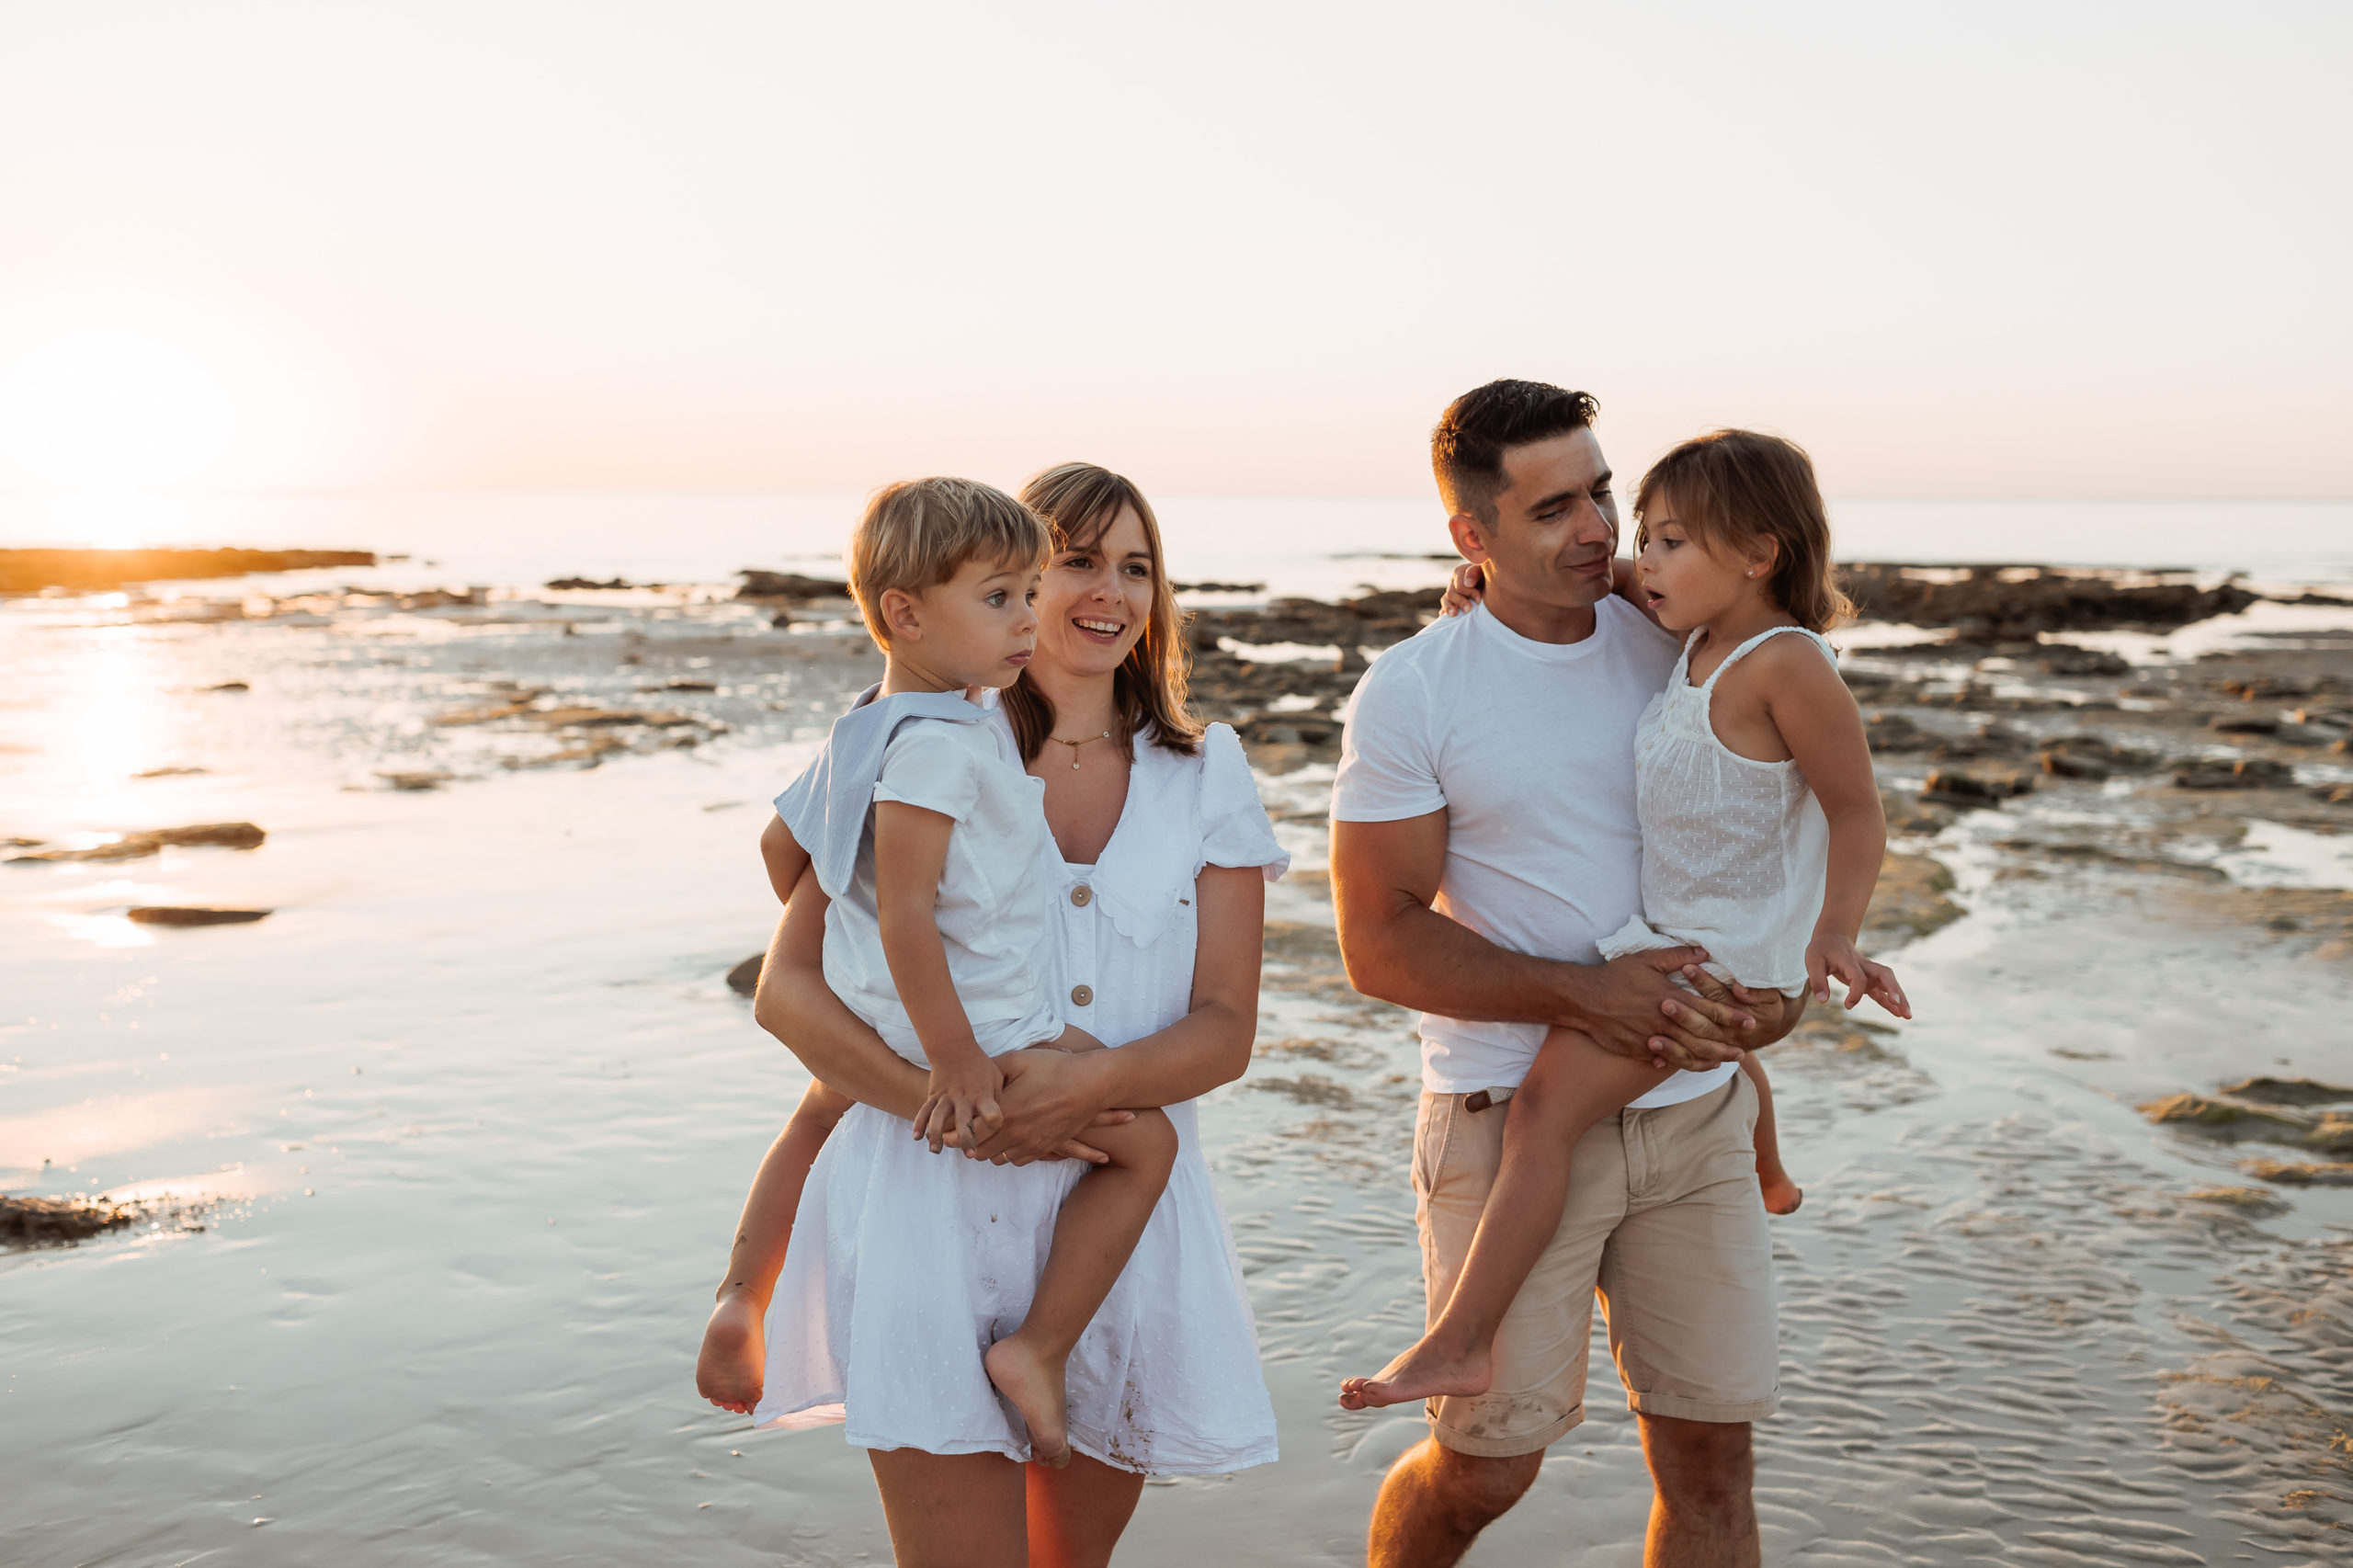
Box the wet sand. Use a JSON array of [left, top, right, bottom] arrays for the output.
[[3, 566, 2350, 1564]]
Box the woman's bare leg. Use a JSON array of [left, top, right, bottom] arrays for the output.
[[868, 1447, 1029, 1568], [1740, 1055, 1802, 1214], [1026, 1453, 1146, 1568], [1338, 1028, 1669, 1410], [696, 1080, 851, 1413], [985, 1107, 1177, 1469]]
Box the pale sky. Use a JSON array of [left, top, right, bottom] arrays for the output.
[[0, 1, 2346, 499]]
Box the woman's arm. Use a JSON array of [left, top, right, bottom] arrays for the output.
[[751, 864, 931, 1121], [962, 863, 1267, 1165], [751, 862, 1124, 1157]]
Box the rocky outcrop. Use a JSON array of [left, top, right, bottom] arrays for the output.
[[0, 548, 375, 595], [6, 823, 266, 864], [736, 571, 850, 601], [1, 1194, 140, 1243], [1839, 563, 2258, 640], [126, 906, 272, 926]]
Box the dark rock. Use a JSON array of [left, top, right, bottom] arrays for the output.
[[2243, 1159, 2353, 1187], [1, 1194, 141, 1243], [376, 771, 452, 791], [127, 906, 272, 926], [8, 822, 265, 863], [1923, 768, 2032, 808], [1174, 581, 1266, 594], [2312, 783, 2353, 806], [2211, 714, 2280, 735], [2142, 1092, 2309, 1137], [1928, 722, 2034, 762], [1863, 713, 1927, 752], [2217, 1076, 2353, 1107], [735, 571, 849, 601], [0, 548, 375, 596], [726, 953, 764, 996], [132, 767, 208, 778], [1238, 714, 1339, 747], [2175, 757, 2295, 790], [1864, 854, 1964, 943], [2040, 735, 2160, 780], [2031, 643, 2132, 677], [545, 576, 631, 590], [205, 681, 250, 693], [662, 679, 718, 692], [151, 823, 266, 848], [1840, 562, 2258, 638]]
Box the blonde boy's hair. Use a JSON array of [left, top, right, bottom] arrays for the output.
[[846, 477, 1051, 648]]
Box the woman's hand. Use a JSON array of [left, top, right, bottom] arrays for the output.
[[955, 1047, 1129, 1167]]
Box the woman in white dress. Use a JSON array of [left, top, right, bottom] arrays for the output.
[[745, 463, 1283, 1567]]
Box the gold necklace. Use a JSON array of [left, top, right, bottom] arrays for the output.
[[1049, 728, 1114, 770]]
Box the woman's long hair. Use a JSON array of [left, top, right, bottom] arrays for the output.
[[1003, 462, 1203, 763]]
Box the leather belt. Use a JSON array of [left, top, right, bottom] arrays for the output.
[[1462, 1086, 1517, 1114]]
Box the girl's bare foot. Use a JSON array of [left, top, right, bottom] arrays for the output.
[[1336, 1333, 1493, 1411], [696, 1289, 767, 1415], [984, 1335, 1071, 1468], [1759, 1165, 1803, 1216]]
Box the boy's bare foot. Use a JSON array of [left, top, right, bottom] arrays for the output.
[[984, 1334, 1072, 1469], [1759, 1168, 1803, 1215], [697, 1289, 767, 1415], [1336, 1334, 1492, 1411]]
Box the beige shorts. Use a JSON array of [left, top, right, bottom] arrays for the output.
[[1413, 1072, 1779, 1457]]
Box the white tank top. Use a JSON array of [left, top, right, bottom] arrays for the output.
[[1632, 625, 1835, 994]]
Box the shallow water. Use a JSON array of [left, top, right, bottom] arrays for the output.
[[5, 559, 2352, 1564]]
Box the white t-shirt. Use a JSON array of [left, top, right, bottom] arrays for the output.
[[820, 715, 1063, 1057], [1331, 597, 1735, 1108]]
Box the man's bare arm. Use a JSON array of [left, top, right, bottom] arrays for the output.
[[1329, 811, 1760, 1067]]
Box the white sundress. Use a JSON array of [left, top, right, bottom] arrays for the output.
[[753, 720, 1286, 1476], [1597, 625, 1835, 995]]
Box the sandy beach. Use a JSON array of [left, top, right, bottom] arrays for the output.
[[5, 544, 2351, 1565]]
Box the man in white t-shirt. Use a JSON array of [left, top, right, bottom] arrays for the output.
[[1332, 380, 1803, 1568]]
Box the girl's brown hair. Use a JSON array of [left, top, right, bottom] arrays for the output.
[[1633, 429, 1854, 632], [1001, 462, 1204, 763]]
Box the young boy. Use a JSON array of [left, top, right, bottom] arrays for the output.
[[696, 478, 1173, 1468]]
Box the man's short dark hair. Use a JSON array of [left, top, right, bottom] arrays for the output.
[[1431, 380, 1600, 523]]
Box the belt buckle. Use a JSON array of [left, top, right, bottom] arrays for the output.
[[1464, 1086, 1516, 1114]]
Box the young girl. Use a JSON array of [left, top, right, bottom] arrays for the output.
[[1340, 427, 1910, 1413], [703, 477, 1175, 1467]]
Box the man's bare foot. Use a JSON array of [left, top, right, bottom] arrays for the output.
[[1759, 1167, 1803, 1215], [697, 1289, 767, 1415], [1336, 1333, 1493, 1411], [984, 1335, 1071, 1468]]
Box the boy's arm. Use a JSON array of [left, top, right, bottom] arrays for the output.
[[1768, 644, 1910, 1016], [759, 813, 812, 904], [871, 801, 1004, 1147]]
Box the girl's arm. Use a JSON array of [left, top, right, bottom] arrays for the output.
[[1440, 559, 1665, 631], [961, 863, 1267, 1165], [1766, 645, 1911, 1017], [871, 801, 1005, 1151]]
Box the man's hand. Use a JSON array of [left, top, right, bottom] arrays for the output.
[[1578, 950, 1759, 1070], [1682, 968, 1806, 1049]]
